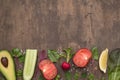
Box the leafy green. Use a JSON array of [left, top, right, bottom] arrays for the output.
[[39, 75, 45, 80], [87, 73, 95, 80], [91, 47, 99, 60], [11, 48, 22, 57], [55, 74, 60, 80], [65, 71, 72, 80], [11, 48, 25, 63], [64, 48, 73, 62], [81, 72, 87, 78], [74, 72, 79, 80], [16, 70, 23, 77], [18, 54, 25, 63], [47, 50, 60, 62], [108, 48, 120, 80]]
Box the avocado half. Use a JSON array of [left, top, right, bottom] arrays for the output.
[[0, 50, 16, 80]]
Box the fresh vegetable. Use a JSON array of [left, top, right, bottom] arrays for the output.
[[61, 48, 73, 70], [39, 50, 47, 61], [81, 72, 87, 78], [87, 73, 95, 80], [18, 54, 25, 63], [16, 69, 23, 77], [64, 48, 73, 63], [74, 72, 79, 80], [47, 50, 60, 62], [108, 48, 120, 80], [65, 71, 72, 80], [11, 48, 25, 63], [11, 48, 22, 57], [23, 49, 37, 80], [61, 61, 70, 70], [39, 59, 57, 80], [39, 75, 45, 80], [0, 47, 112, 80], [0, 50, 16, 80], [91, 47, 99, 60], [55, 74, 60, 80], [73, 48, 92, 67], [99, 48, 108, 73]]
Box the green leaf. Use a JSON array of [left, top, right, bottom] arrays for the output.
[[81, 72, 87, 78], [39, 75, 45, 80], [55, 74, 61, 80], [16, 70, 23, 77], [64, 48, 73, 62], [18, 54, 25, 63], [11, 48, 22, 57], [11, 48, 25, 63], [65, 71, 72, 80], [109, 68, 120, 80], [74, 72, 79, 80], [91, 47, 99, 60], [87, 73, 95, 80], [47, 50, 60, 62], [108, 48, 120, 80]]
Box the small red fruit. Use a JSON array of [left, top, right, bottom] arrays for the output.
[[61, 62, 70, 70], [73, 48, 92, 67], [39, 59, 57, 80]]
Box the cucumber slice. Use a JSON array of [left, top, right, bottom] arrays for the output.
[[23, 49, 37, 80]]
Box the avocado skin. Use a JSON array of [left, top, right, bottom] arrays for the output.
[[0, 50, 16, 80]]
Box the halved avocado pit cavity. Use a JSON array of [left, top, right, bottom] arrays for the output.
[[1, 57, 8, 68]]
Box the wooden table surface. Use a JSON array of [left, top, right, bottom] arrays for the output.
[[0, 0, 120, 80]]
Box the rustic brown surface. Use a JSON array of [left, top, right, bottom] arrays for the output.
[[0, 0, 120, 80]]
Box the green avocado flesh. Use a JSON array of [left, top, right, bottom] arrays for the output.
[[0, 50, 16, 80]]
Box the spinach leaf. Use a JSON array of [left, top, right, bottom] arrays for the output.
[[108, 48, 120, 80]]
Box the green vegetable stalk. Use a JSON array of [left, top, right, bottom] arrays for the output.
[[108, 48, 120, 80]]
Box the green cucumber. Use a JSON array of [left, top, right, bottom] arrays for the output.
[[23, 49, 37, 80]]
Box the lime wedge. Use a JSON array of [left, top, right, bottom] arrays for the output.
[[23, 49, 37, 80]]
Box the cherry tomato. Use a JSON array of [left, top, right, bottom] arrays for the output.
[[39, 59, 57, 80], [73, 48, 92, 67]]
